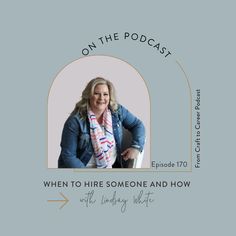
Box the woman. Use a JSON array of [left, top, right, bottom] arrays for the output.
[[58, 77, 145, 168]]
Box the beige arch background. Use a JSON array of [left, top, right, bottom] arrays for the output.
[[47, 55, 151, 168]]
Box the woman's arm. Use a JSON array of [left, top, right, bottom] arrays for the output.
[[119, 105, 146, 153], [59, 116, 86, 168]]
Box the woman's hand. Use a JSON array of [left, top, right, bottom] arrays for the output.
[[121, 148, 140, 161]]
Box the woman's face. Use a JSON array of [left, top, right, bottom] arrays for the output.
[[90, 84, 110, 114]]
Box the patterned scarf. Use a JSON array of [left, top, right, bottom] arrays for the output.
[[88, 108, 115, 168]]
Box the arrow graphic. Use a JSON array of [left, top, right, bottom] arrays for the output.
[[47, 192, 69, 209]]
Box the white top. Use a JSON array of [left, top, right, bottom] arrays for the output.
[[86, 145, 117, 168]]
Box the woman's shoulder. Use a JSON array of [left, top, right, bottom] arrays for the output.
[[116, 104, 130, 114], [113, 104, 126, 113], [112, 104, 123, 115], [112, 104, 130, 120], [65, 112, 86, 127]]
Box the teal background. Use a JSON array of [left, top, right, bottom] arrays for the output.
[[1, 0, 235, 235]]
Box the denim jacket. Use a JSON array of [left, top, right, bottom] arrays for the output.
[[58, 104, 145, 168]]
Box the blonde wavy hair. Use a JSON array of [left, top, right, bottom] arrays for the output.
[[71, 77, 118, 118]]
